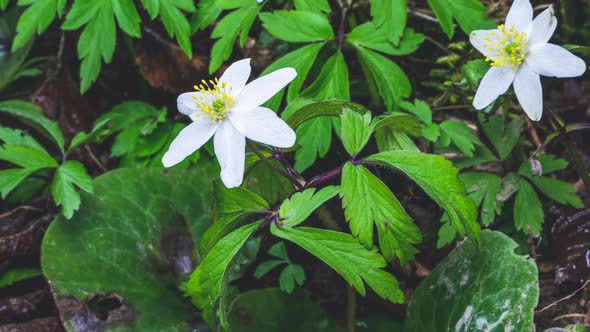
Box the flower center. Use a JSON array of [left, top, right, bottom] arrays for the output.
[[483, 24, 529, 70], [192, 78, 235, 124]]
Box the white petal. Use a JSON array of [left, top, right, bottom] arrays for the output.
[[505, 0, 533, 32], [162, 121, 217, 167], [232, 68, 297, 112], [526, 43, 587, 77], [177, 92, 203, 115], [219, 58, 251, 96], [470, 29, 502, 56], [514, 64, 543, 121], [214, 121, 246, 188], [473, 67, 516, 110], [528, 6, 557, 47], [229, 106, 296, 148]]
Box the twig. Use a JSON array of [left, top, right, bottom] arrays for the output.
[[0, 205, 42, 219], [424, 35, 452, 54], [552, 313, 587, 321], [536, 280, 590, 313], [247, 142, 303, 190], [346, 285, 356, 332], [84, 145, 107, 173], [525, 116, 542, 148]]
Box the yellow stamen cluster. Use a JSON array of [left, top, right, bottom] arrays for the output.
[[192, 77, 234, 124], [483, 24, 529, 70]]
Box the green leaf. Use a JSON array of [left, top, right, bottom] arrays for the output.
[[259, 10, 334, 43], [261, 43, 324, 111], [514, 178, 544, 236], [200, 212, 249, 257], [405, 230, 538, 331], [462, 59, 489, 88], [50, 160, 93, 219], [426, 0, 495, 39], [0, 127, 48, 154], [140, 0, 195, 58], [0, 267, 42, 288], [373, 113, 422, 137], [268, 241, 289, 260], [439, 120, 480, 157], [355, 46, 411, 111], [271, 225, 404, 303], [0, 168, 39, 199], [278, 186, 339, 227], [190, 0, 222, 32], [284, 99, 365, 129], [460, 172, 502, 226], [214, 180, 269, 218], [479, 114, 524, 160], [0, 100, 65, 153], [375, 129, 420, 152], [42, 168, 214, 331], [209, 4, 260, 73], [254, 260, 286, 278], [518, 154, 568, 177], [0, 144, 57, 169], [340, 162, 421, 263], [12, 0, 66, 51], [348, 23, 424, 56], [530, 177, 583, 209], [294, 0, 331, 13], [399, 99, 432, 125], [188, 222, 261, 312], [370, 0, 406, 45], [227, 288, 333, 331], [340, 109, 374, 157], [366, 151, 479, 242], [279, 264, 306, 293], [293, 52, 350, 172]]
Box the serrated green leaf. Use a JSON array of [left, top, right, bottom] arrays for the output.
[[284, 99, 365, 129], [0, 168, 39, 199], [294, 0, 331, 13], [340, 109, 374, 156], [190, 0, 222, 32], [50, 160, 93, 219], [200, 212, 249, 257], [214, 180, 269, 218], [348, 23, 424, 56], [514, 178, 544, 236], [426, 0, 495, 39], [0, 100, 65, 153], [293, 52, 350, 172], [405, 230, 538, 331], [271, 225, 404, 303], [530, 177, 583, 209], [399, 99, 432, 125], [460, 172, 502, 226], [209, 4, 259, 73], [479, 114, 524, 160], [188, 222, 261, 317], [141, 0, 195, 58], [112, 0, 141, 37], [268, 241, 289, 261], [259, 10, 334, 43], [518, 154, 569, 177], [439, 120, 480, 157], [340, 162, 421, 263], [0, 127, 48, 154], [355, 46, 411, 111], [12, 0, 65, 51], [366, 151, 479, 242], [370, 0, 406, 45], [261, 43, 324, 111], [0, 144, 57, 169], [278, 186, 339, 227], [373, 113, 422, 137]]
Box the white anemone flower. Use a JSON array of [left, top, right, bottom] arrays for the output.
[[470, 0, 586, 121], [162, 59, 297, 188]]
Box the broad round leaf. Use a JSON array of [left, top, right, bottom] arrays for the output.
[[405, 230, 538, 331], [42, 168, 214, 331]]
